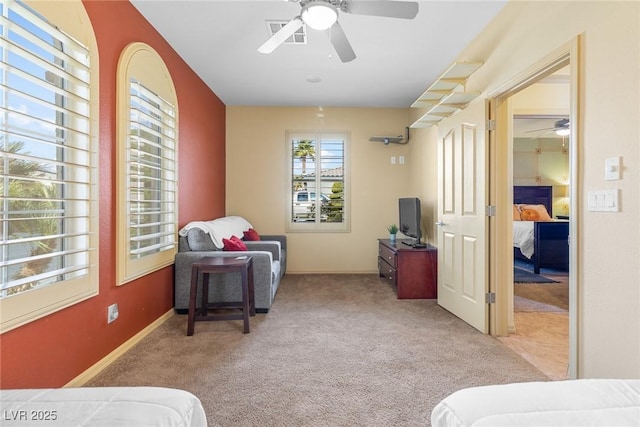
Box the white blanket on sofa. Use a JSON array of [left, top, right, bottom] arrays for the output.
[[179, 216, 252, 249]]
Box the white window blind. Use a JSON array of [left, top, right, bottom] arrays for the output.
[[126, 79, 176, 262], [287, 131, 349, 232], [0, 0, 95, 301]]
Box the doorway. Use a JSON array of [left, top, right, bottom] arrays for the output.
[[501, 106, 571, 379], [487, 40, 579, 379]]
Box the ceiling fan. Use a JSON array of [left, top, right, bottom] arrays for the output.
[[525, 118, 570, 136], [257, 0, 419, 63]]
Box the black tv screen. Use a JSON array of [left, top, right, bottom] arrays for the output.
[[399, 197, 422, 244]]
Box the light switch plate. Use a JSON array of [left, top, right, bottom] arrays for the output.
[[587, 189, 619, 212], [605, 157, 620, 180]]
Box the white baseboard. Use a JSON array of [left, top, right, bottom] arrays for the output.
[[287, 271, 380, 275], [64, 309, 174, 388]]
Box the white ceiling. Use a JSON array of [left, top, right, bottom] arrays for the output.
[[130, 0, 507, 108]]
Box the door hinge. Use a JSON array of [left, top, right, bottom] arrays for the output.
[[486, 119, 496, 131], [486, 205, 496, 217], [485, 292, 496, 304]]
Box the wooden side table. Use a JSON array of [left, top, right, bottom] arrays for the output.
[[378, 239, 438, 299], [187, 256, 255, 335]]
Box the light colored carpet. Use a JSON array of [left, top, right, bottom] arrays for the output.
[[514, 282, 569, 312], [86, 274, 548, 426]]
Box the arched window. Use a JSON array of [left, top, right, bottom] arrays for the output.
[[0, 0, 99, 332], [116, 42, 178, 284]]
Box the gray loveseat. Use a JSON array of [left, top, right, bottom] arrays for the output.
[[174, 217, 286, 313]]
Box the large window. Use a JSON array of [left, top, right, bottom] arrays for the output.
[[287, 131, 349, 232], [0, 0, 99, 333], [117, 43, 177, 284]]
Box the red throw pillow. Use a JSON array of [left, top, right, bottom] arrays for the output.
[[243, 228, 261, 241], [223, 235, 247, 251]]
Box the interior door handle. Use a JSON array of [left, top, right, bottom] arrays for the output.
[[435, 220, 447, 227]]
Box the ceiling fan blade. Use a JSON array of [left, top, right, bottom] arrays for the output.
[[524, 127, 555, 134], [329, 21, 356, 63], [257, 17, 304, 54], [345, 0, 419, 19]]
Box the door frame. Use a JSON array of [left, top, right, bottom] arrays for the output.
[[487, 36, 581, 379]]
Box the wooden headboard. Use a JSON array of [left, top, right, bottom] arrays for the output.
[[514, 186, 553, 217]]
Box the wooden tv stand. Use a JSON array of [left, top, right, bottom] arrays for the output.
[[378, 239, 437, 299]]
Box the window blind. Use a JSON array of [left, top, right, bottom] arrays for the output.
[[288, 132, 348, 232], [0, 0, 94, 298], [127, 79, 176, 260]]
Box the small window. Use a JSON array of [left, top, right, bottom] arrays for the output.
[[117, 43, 177, 284], [286, 131, 349, 232]]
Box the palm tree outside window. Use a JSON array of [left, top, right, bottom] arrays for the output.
[[288, 132, 349, 232]]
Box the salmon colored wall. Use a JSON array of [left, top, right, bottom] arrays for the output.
[[0, 1, 226, 388]]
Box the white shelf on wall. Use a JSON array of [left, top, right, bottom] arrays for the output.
[[410, 62, 482, 128]]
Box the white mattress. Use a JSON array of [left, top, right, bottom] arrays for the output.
[[431, 379, 640, 427], [0, 387, 207, 426]]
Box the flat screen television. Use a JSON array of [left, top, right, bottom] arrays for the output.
[[399, 197, 425, 248]]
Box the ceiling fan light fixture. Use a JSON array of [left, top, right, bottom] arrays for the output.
[[301, 2, 338, 30], [555, 128, 570, 136]]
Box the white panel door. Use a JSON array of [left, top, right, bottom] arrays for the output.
[[436, 100, 488, 333]]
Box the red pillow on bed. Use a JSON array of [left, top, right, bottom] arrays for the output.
[[243, 228, 261, 241], [223, 235, 247, 251]]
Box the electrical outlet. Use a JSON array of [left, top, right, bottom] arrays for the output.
[[107, 303, 119, 324]]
